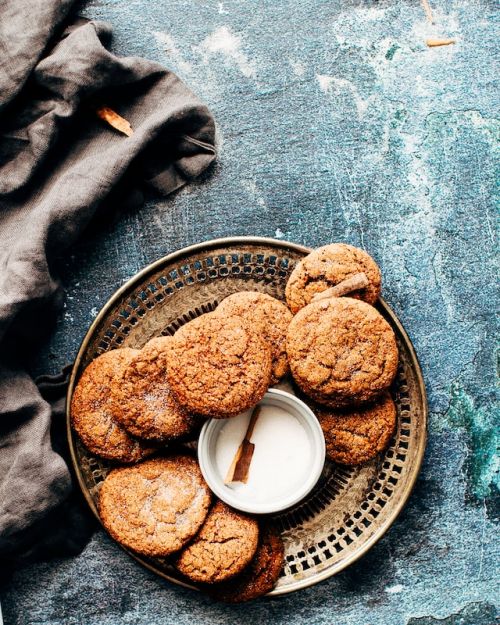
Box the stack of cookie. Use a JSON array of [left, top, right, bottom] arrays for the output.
[[98, 456, 284, 602], [285, 244, 399, 465], [70, 241, 399, 601], [71, 295, 290, 601], [71, 338, 196, 463], [163, 291, 293, 419]]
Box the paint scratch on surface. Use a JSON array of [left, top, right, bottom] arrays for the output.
[[200, 26, 256, 78], [316, 74, 373, 117], [153, 31, 192, 74]]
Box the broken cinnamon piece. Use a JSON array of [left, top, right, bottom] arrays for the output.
[[420, 0, 435, 24], [426, 38, 456, 47], [96, 106, 133, 137], [311, 272, 370, 303], [225, 405, 262, 484]]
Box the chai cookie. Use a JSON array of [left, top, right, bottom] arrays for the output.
[[99, 455, 211, 558], [112, 337, 196, 442], [167, 313, 272, 418], [216, 291, 292, 383], [287, 297, 398, 407], [285, 243, 381, 313], [316, 392, 397, 465], [207, 525, 284, 602], [71, 349, 155, 463], [176, 501, 259, 584]]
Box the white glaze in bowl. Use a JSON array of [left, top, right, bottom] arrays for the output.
[[198, 389, 326, 514]]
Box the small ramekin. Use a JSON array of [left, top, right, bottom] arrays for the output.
[[197, 388, 326, 514]]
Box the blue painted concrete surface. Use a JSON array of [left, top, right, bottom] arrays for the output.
[[1, 1, 498, 624]]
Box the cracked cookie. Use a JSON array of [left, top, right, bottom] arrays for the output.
[[286, 297, 398, 407], [207, 524, 284, 602], [71, 349, 156, 463], [285, 243, 381, 313], [175, 501, 259, 584], [166, 313, 272, 418], [215, 291, 293, 383], [99, 455, 211, 557], [315, 392, 397, 465], [112, 336, 196, 442]]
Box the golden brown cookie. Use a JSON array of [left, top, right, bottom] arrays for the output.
[[285, 243, 381, 313], [315, 392, 397, 465], [112, 337, 196, 442], [175, 501, 259, 584], [286, 297, 398, 407], [215, 291, 292, 383], [207, 524, 284, 602], [99, 455, 212, 558], [166, 313, 272, 418], [71, 349, 156, 463]]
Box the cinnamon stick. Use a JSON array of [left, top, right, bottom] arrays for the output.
[[224, 405, 262, 484], [311, 272, 370, 303], [96, 106, 133, 137], [426, 38, 456, 47], [420, 0, 435, 24]]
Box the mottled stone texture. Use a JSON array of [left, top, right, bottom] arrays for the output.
[[1, 1, 498, 624]]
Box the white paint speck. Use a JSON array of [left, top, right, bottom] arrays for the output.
[[326, 4, 386, 48], [214, 125, 224, 152], [289, 59, 305, 77], [275, 228, 285, 238], [90, 307, 98, 318], [385, 584, 404, 594], [363, 7, 386, 20], [217, 2, 227, 14], [316, 74, 373, 117], [242, 179, 266, 207], [316, 74, 335, 93], [153, 31, 193, 74], [200, 26, 256, 78]]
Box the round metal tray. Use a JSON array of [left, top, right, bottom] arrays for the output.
[[67, 237, 427, 595]]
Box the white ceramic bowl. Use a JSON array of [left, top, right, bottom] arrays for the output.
[[198, 388, 326, 514]]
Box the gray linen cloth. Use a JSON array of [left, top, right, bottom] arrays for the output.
[[0, 0, 216, 565]]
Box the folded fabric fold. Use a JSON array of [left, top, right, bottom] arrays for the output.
[[0, 0, 216, 566]]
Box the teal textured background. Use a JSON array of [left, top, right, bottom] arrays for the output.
[[1, 1, 498, 624]]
